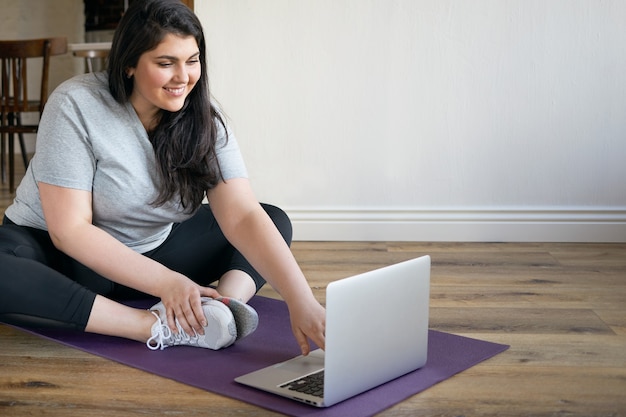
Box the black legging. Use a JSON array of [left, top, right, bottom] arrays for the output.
[[0, 203, 292, 330]]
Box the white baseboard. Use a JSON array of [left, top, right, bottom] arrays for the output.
[[285, 207, 626, 242]]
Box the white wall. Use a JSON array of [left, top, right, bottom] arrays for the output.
[[2, 1, 623, 242], [198, 0, 626, 242]]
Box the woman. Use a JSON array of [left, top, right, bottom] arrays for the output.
[[0, 0, 325, 355]]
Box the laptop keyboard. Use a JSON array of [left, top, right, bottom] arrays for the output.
[[280, 370, 325, 398]]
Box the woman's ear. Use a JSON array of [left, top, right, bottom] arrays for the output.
[[126, 68, 135, 79]]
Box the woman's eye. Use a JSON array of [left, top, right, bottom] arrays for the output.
[[158, 62, 173, 67]]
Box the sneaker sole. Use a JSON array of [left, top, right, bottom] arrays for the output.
[[216, 297, 259, 340]]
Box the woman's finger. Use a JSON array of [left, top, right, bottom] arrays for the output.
[[190, 295, 207, 333], [178, 299, 202, 335]]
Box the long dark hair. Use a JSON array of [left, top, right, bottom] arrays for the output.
[[108, 0, 225, 212]]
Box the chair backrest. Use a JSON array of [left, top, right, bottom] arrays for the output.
[[0, 37, 67, 115]]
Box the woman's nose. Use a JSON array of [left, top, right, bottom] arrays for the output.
[[173, 64, 189, 83]]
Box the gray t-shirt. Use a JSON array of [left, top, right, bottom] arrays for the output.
[[6, 72, 247, 253]]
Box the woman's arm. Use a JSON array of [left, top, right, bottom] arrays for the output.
[[207, 178, 326, 354], [38, 182, 220, 336]]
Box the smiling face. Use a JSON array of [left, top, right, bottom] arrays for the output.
[[127, 33, 201, 130]]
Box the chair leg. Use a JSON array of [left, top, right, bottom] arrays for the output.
[[9, 132, 15, 193], [1, 133, 5, 184], [18, 132, 29, 168], [14, 113, 30, 169]]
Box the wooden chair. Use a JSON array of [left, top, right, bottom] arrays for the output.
[[0, 37, 67, 193]]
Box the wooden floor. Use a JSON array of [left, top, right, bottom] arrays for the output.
[[1, 170, 625, 416]]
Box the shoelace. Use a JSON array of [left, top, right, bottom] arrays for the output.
[[146, 311, 200, 350]]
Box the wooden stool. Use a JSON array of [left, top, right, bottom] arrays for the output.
[[72, 48, 109, 73]]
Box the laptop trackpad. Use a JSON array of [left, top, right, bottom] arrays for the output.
[[276, 348, 324, 375]]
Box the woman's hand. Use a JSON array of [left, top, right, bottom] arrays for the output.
[[155, 272, 221, 336], [287, 295, 326, 355]]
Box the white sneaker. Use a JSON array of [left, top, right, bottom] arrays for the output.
[[146, 297, 237, 350]]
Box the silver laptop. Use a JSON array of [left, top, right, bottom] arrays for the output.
[[235, 255, 431, 407]]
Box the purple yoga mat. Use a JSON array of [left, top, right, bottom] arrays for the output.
[[16, 296, 508, 417]]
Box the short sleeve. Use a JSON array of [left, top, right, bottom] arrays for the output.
[[32, 88, 96, 191], [215, 118, 248, 181]]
